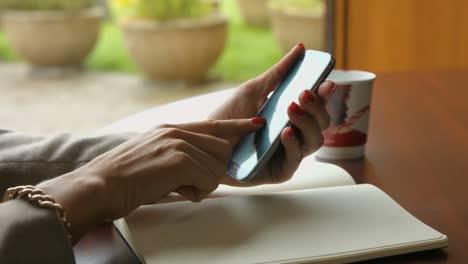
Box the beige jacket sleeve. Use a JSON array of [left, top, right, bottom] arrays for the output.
[[0, 129, 133, 263]]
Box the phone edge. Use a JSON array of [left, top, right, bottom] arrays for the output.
[[236, 56, 336, 183]]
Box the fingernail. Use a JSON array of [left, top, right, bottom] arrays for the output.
[[302, 90, 315, 103], [287, 127, 295, 137], [251, 117, 267, 125], [330, 83, 337, 95], [289, 102, 304, 116], [297, 42, 305, 49]]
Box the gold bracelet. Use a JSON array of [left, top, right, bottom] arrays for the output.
[[3, 185, 72, 241]]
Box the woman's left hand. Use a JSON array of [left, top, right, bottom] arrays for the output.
[[209, 43, 336, 187]]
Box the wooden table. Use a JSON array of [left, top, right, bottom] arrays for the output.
[[74, 71, 468, 263]]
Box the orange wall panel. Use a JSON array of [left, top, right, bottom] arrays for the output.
[[336, 0, 468, 72]]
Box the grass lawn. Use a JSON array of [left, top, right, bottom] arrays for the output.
[[0, 31, 16, 61], [0, 0, 284, 82]]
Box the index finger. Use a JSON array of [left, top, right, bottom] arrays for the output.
[[163, 118, 266, 139]]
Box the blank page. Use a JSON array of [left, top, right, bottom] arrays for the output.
[[116, 184, 447, 264]]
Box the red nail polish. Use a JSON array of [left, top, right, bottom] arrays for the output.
[[289, 102, 304, 115], [297, 42, 305, 49], [287, 127, 295, 137], [251, 117, 267, 125], [330, 84, 337, 95], [302, 90, 315, 103]]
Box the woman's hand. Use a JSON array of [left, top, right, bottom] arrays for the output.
[[209, 43, 336, 186], [37, 118, 265, 242]]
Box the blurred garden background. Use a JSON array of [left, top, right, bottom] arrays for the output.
[[0, 0, 325, 81], [0, 0, 326, 135]]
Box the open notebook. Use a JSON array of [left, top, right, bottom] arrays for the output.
[[114, 155, 447, 264]]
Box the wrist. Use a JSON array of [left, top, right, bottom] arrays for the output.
[[37, 170, 106, 243]]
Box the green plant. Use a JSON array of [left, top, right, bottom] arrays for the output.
[[0, 0, 95, 10], [269, 0, 324, 11], [115, 0, 214, 21]]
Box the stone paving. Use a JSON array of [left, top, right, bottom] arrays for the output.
[[0, 63, 239, 136]]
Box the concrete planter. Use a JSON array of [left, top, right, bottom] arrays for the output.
[[1, 8, 102, 66], [271, 8, 325, 52], [237, 0, 270, 27], [122, 15, 228, 82]]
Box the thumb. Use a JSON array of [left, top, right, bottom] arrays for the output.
[[167, 117, 267, 139], [257, 43, 305, 97]]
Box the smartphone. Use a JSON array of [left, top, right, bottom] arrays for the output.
[[227, 50, 335, 183]]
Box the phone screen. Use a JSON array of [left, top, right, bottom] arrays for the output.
[[228, 50, 334, 182]]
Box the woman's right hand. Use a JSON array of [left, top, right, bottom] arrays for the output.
[[37, 118, 265, 242]]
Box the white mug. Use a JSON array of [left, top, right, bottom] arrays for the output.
[[316, 70, 376, 160]]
